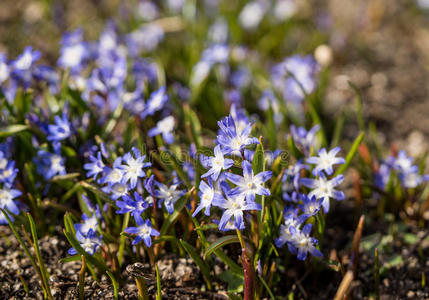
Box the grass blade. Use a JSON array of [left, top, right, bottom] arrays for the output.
[[258, 275, 275, 300], [0, 124, 29, 138], [204, 235, 240, 258], [334, 132, 365, 176], [107, 270, 119, 300], [0, 209, 50, 298], [60, 255, 81, 263], [27, 213, 52, 300], [118, 212, 130, 266], [156, 264, 162, 300]]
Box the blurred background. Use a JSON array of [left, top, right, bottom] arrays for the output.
[[1, 0, 428, 151]]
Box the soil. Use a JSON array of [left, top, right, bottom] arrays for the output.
[[1, 201, 428, 299]]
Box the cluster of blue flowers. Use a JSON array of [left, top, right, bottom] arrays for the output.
[[83, 143, 190, 250], [375, 150, 429, 190], [68, 195, 104, 256], [30, 108, 72, 181], [275, 125, 345, 260], [195, 106, 272, 231], [0, 141, 22, 224]]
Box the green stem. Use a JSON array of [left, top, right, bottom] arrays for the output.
[[118, 212, 130, 266], [374, 248, 380, 300]]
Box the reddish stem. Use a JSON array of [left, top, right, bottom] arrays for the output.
[[242, 248, 255, 300]]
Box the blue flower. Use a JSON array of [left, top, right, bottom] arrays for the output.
[[374, 163, 390, 190], [258, 89, 283, 125], [144, 174, 156, 196], [74, 213, 98, 236], [399, 171, 429, 189], [299, 194, 322, 217], [68, 229, 102, 256], [289, 124, 320, 156], [282, 160, 308, 191], [104, 182, 129, 200], [213, 191, 261, 231], [0, 153, 18, 186], [148, 116, 175, 144], [275, 211, 307, 248], [124, 216, 159, 247], [154, 182, 185, 214], [225, 160, 272, 203], [229, 104, 251, 135], [201, 145, 234, 180], [216, 115, 259, 155], [120, 148, 151, 189], [0, 187, 22, 224], [101, 157, 124, 186], [230, 67, 251, 90], [116, 191, 149, 218], [141, 86, 168, 119], [193, 179, 223, 217], [47, 113, 72, 142], [11, 46, 41, 86], [33, 150, 66, 180], [32, 66, 60, 93], [301, 174, 344, 212], [390, 150, 418, 174], [201, 44, 229, 64], [271, 55, 320, 104], [126, 24, 164, 56], [306, 147, 345, 176], [83, 151, 105, 181], [58, 28, 89, 73], [288, 224, 322, 260]]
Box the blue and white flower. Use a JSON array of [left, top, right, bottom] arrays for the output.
[[148, 116, 175, 144], [301, 174, 344, 212], [225, 160, 272, 203], [125, 216, 159, 247], [201, 145, 234, 180], [306, 147, 345, 176]]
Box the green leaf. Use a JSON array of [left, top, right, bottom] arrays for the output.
[[0, 124, 29, 138], [106, 270, 119, 300], [204, 235, 240, 258], [60, 255, 81, 263], [380, 254, 404, 275], [27, 213, 51, 289], [219, 270, 244, 293], [79, 181, 114, 204], [51, 172, 81, 182], [403, 233, 419, 245], [159, 189, 194, 236], [179, 239, 212, 290], [334, 132, 365, 176], [252, 138, 265, 174]]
